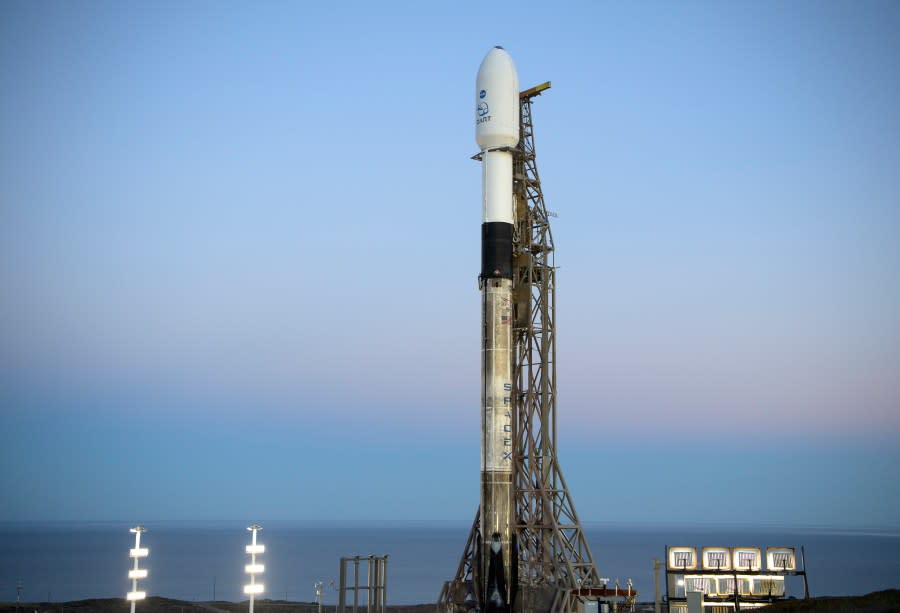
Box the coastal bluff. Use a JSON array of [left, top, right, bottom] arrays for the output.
[[3, 592, 900, 613]]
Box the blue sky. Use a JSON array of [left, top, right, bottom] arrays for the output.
[[1, 1, 898, 527]]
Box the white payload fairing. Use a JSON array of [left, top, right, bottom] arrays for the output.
[[475, 46, 519, 613]]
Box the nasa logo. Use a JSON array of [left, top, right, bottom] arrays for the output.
[[478, 102, 489, 117], [479, 89, 486, 99]]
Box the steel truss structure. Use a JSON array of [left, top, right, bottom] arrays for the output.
[[439, 86, 608, 613]]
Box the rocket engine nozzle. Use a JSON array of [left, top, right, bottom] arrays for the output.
[[485, 533, 509, 613]]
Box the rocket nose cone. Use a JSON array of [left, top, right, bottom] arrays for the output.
[[475, 46, 519, 150], [478, 46, 516, 75]]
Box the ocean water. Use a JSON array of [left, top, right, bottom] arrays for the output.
[[1, 521, 898, 604]]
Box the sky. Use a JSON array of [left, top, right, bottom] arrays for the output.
[[1, 1, 898, 528]]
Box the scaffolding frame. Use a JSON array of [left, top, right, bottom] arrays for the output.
[[339, 555, 388, 613]]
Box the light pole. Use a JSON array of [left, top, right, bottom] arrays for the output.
[[126, 526, 149, 613], [244, 525, 265, 613], [652, 558, 661, 613], [315, 581, 324, 613]]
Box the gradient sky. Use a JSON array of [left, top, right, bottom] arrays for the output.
[[1, 1, 898, 527]]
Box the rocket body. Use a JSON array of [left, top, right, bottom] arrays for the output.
[[476, 46, 519, 613]]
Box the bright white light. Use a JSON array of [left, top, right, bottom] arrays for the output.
[[702, 547, 732, 571], [766, 547, 796, 571], [746, 575, 789, 581], [244, 584, 265, 595], [733, 548, 762, 571], [677, 580, 684, 586], [130, 548, 149, 558], [245, 564, 265, 574], [126, 592, 147, 601], [246, 544, 265, 554], [128, 570, 148, 579], [667, 547, 697, 570]]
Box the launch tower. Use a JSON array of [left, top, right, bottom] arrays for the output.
[[439, 78, 615, 613]]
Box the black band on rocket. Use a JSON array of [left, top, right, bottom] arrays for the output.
[[481, 222, 513, 280]]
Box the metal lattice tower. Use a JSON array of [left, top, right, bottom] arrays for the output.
[[439, 85, 603, 613]]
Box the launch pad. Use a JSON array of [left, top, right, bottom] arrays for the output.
[[438, 53, 635, 613]]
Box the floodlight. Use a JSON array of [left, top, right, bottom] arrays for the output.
[[244, 584, 265, 595], [126, 592, 146, 601], [245, 564, 265, 574], [732, 547, 762, 571], [684, 577, 712, 595], [666, 546, 697, 570], [751, 576, 785, 597], [130, 548, 150, 558], [246, 545, 266, 554], [128, 570, 149, 579], [701, 547, 732, 571], [766, 547, 796, 571]]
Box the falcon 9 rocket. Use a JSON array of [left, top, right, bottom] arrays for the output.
[[475, 46, 519, 613]]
